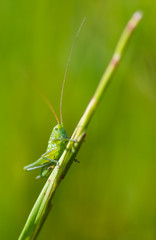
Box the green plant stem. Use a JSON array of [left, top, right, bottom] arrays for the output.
[[19, 11, 142, 240]]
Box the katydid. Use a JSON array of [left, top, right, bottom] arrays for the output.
[[24, 18, 85, 178]]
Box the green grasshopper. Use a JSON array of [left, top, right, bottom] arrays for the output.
[[24, 18, 85, 178]]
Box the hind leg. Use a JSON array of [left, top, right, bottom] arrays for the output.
[[42, 157, 57, 164]]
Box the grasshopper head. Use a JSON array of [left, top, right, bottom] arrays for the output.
[[53, 124, 67, 139]]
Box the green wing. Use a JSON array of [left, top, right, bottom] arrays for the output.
[[24, 148, 60, 171]]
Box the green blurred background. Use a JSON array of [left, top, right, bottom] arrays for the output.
[[0, 0, 156, 239]]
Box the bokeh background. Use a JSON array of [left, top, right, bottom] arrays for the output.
[[0, 0, 156, 239]]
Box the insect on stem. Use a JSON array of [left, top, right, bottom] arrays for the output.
[[60, 17, 86, 124]]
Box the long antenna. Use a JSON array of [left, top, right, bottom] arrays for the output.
[[60, 17, 86, 124], [35, 84, 60, 124]]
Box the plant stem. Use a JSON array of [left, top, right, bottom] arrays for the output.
[[19, 11, 143, 240]]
